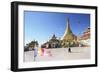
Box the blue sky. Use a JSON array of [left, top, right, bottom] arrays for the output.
[[24, 11, 90, 46]]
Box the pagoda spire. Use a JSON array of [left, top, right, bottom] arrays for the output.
[[66, 18, 72, 34], [61, 17, 75, 42]]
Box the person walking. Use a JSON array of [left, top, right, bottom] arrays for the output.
[[34, 45, 38, 61], [68, 47, 71, 53]]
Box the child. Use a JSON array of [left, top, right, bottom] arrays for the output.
[[47, 51, 52, 56]]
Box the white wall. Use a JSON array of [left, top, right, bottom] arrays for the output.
[[0, 0, 99, 73]]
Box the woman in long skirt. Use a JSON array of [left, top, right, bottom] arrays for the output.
[[34, 46, 38, 61]]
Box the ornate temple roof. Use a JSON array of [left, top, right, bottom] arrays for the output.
[[51, 34, 57, 40], [80, 27, 90, 40], [49, 34, 59, 43]]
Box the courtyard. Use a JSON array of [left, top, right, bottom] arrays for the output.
[[24, 47, 90, 62]]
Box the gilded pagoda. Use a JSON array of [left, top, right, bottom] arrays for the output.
[[41, 17, 79, 48], [61, 18, 79, 47]]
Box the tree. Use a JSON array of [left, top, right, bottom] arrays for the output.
[[28, 40, 39, 50]]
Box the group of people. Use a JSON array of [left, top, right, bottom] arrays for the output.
[[33, 46, 72, 61], [33, 46, 52, 61]]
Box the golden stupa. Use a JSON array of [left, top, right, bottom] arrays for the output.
[[61, 18, 78, 47]]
